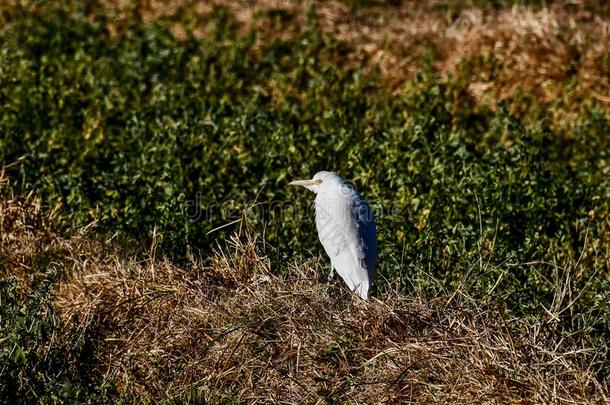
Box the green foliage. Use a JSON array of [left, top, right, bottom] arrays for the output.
[[0, 0, 608, 393]]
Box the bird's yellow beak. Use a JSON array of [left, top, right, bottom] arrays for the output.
[[289, 179, 322, 187]]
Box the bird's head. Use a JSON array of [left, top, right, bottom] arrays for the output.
[[289, 171, 343, 195]]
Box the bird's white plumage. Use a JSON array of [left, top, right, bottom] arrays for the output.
[[289, 171, 377, 299]]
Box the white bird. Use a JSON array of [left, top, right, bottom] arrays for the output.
[[289, 171, 377, 299]]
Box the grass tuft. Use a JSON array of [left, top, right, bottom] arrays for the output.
[[1, 195, 608, 402]]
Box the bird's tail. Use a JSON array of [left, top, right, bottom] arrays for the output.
[[354, 279, 369, 300]]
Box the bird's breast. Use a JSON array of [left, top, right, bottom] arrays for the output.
[[314, 193, 357, 254]]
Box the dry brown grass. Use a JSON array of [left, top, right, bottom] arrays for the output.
[[315, 2, 610, 104], [2, 188, 608, 403]]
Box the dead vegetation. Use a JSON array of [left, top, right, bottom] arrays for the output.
[[2, 190, 608, 403], [315, 1, 610, 105]]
